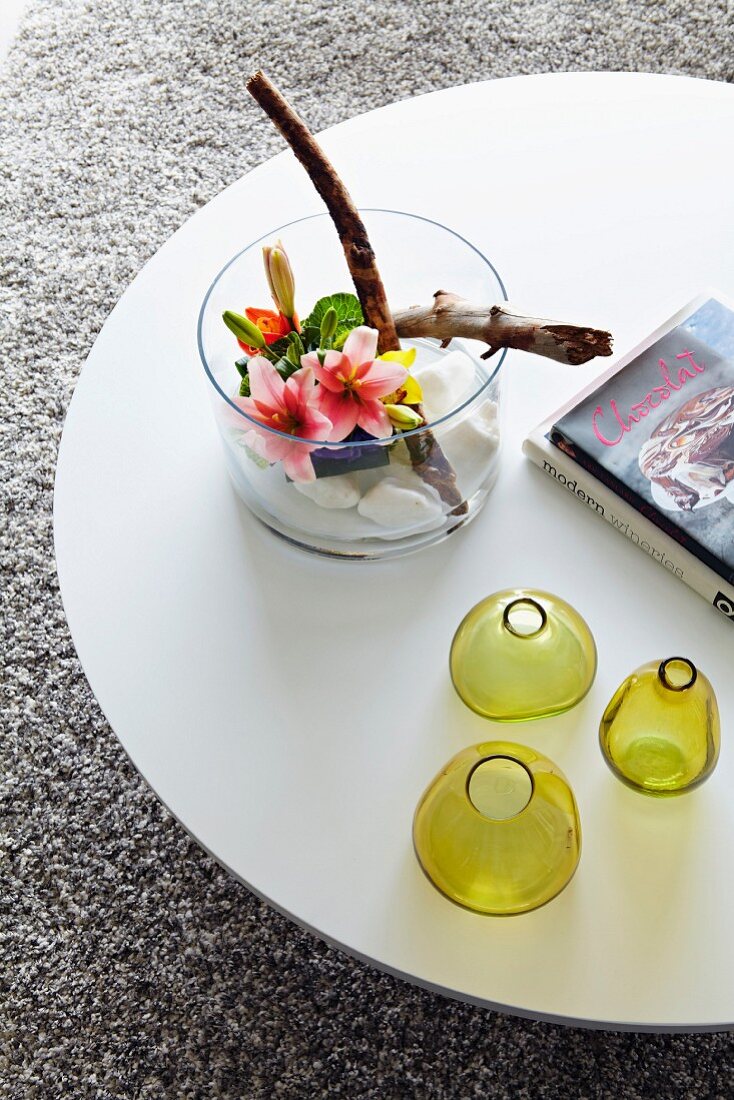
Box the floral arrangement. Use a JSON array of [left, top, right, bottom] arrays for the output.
[[222, 242, 424, 483], [217, 71, 611, 521]]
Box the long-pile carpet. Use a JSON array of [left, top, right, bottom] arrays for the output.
[[2, 1, 733, 1095]]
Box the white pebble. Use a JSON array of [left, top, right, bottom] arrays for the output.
[[413, 349, 476, 421], [440, 401, 500, 477], [358, 475, 444, 530], [294, 473, 361, 509]]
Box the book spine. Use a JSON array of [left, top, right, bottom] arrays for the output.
[[549, 427, 734, 588], [523, 434, 734, 625]]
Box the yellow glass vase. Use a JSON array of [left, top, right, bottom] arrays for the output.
[[599, 657, 720, 795], [449, 589, 597, 721], [413, 741, 581, 915]]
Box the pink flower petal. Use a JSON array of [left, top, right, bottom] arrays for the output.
[[232, 394, 257, 417], [317, 388, 360, 441], [282, 366, 314, 418], [231, 395, 272, 429], [310, 352, 351, 393], [242, 428, 269, 459], [300, 407, 333, 441], [252, 398, 280, 419], [248, 356, 286, 407], [343, 326, 379, 367], [357, 361, 408, 400], [322, 349, 345, 370], [356, 398, 393, 439], [299, 351, 322, 372], [282, 446, 316, 483], [245, 426, 292, 463], [286, 363, 315, 396]]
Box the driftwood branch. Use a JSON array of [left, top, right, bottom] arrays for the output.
[[246, 71, 466, 515], [246, 71, 400, 354], [394, 293, 613, 366]]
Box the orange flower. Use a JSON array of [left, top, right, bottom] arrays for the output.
[[237, 307, 299, 355]]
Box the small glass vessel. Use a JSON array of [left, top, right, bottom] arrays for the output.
[[449, 589, 597, 721], [599, 656, 720, 795], [413, 741, 581, 915]]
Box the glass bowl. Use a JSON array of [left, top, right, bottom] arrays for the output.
[[198, 209, 507, 559]]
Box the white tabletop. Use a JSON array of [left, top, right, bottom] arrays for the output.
[[54, 73, 734, 1031]]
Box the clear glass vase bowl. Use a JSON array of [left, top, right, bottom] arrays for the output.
[[198, 209, 507, 559]]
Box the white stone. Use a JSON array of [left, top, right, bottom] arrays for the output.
[[440, 401, 500, 484], [357, 475, 444, 531], [413, 349, 476, 421], [293, 473, 361, 509]]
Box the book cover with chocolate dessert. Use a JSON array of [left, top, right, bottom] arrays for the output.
[[523, 293, 734, 623], [551, 296, 734, 586]]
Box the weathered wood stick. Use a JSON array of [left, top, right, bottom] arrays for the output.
[[394, 293, 613, 365], [246, 71, 467, 515], [401, 412, 466, 515], [246, 71, 400, 354]]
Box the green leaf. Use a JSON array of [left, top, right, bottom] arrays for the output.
[[274, 356, 299, 381], [286, 331, 305, 367], [300, 293, 363, 351], [237, 354, 298, 396], [267, 335, 291, 359]]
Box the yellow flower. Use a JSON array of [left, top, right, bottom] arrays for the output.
[[378, 348, 423, 405], [379, 348, 416, 368]]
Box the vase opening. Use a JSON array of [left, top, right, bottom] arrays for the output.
[[658, 657, 697, 692], [502, 597, 547, 639], [467, 756, 534, 821]]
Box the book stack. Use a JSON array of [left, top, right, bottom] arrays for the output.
[[524, 294, 734, 625]]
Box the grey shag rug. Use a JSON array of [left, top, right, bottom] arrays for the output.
[[2, 1, 734, 1096]]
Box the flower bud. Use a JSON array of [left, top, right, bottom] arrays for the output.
[[263, 240, 296, 320], [287, 330, 305, 356], [222, 310, 266, 348], [384, 403, 424, 431], [320, 307, 338, 343]]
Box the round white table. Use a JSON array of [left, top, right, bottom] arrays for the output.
[[54, 73, 734, 1031]]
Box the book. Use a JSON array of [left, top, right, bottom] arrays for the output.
[[523, 429, 734, 622], [523, 293, 734, 625]]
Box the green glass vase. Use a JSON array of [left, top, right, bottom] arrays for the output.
[[449, 589, 597, 721], [599, 657, 720, 795], [413, 741, 581, 915]]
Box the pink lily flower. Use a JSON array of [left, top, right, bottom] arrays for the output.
[[232, 357, 333, 482], [301, 326, 408, 441]]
